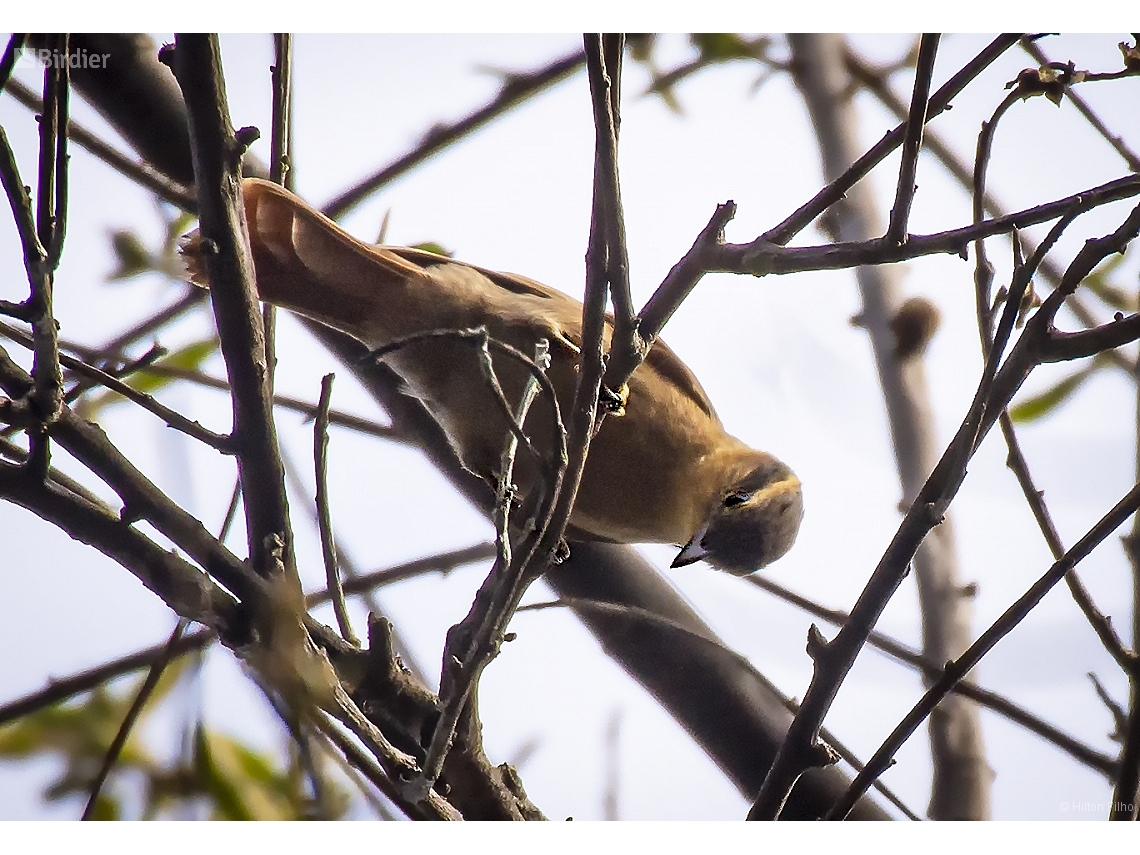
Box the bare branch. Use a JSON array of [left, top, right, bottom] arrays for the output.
[[885, 34, 939, 246], [743, 572, 1118, 778], [0, 319, 236, 452], [829, 481, 1140, 819], [3, 77, 198, 211], [1020, 37, 1140, 173], [999, 413, 1137, 669], [270, 33, 293, 188], [764, 34, 1021, 246], [80, 620, 188, 820], [845, 46, 1136, 376], [167, 34, 295, 581], [313, 372, 358, 646], [710, 174, 1140, 278], [322, 48, 585, 219]]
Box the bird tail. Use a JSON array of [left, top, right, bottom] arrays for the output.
[[180, 179, 428, 341]]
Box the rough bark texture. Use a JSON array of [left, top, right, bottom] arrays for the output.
[[788, 33, 992, 819]]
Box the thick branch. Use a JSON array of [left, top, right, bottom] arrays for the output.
[[168, 34, 294, 579]]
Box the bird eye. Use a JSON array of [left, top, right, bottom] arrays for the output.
[[722, 491, 751, 508]]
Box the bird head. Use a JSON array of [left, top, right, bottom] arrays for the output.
[[671, 456, 803, 575]]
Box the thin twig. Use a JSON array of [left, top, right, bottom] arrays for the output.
[[333, 542, 495, 601], [0, 628, 216, 728], [80, 620, 188, 820], [846, 46, 1136, 377], [279, 444, 429, 682], [322, 48, 586, 219], [315, 711, 456, 821], [39, 35, 70, 271], [828, 481, 1140, 819], [972, 87, 1022, 346], [90, 286, 208, 361], [264, 33, 292, 389], [516, 596, 921, 821], [309, 722, 398, 819], [742, 572, 1118, 777], [169, 33, 295, 581], [0, 318, 402, 443], [63, 352, 235, 451], [0, 319, 235, 452], [313, 373, 357, 646], [885, 34, 939, 246], [589, 34, 639, 381], [999, 413, 1137, 670], [709, 174, 1140, 278], [0, 435, 105, 507], [270, 34, 293, 188], [763, 34, 1021, 246], [1020, 37, 1140, 172], [0, 124, 46, 282], [63, 344, 166, 407], [0, 34, 25, 92], [601, 201, 737, 400], [2, 77, 198, 212], [1088, 672, 1129, 741], [367, 327, 563, 473], [130, 361, 403, 443], [0, 343, 164, 443]]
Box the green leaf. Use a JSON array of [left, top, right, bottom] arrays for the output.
[[691, 33, 760, 61], [87, 794, 121, 821], [410, 241, 454, 258], [193, 726, 329, 820], [0, 651, 355, 820], [106, 230, 156, 282], [164, 211, 199, 254], [1009, 366, 1095, 423], [194, 725, 258, 821], [130, 339, 218, 396]]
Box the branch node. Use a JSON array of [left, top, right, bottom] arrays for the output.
[[157, 43, 176, 69], [118, 501, 146, 525], [807, 739, 840, 769], [806, 623, 829, 661], [234, 125, 261, 151]]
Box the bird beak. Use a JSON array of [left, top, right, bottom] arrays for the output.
[[671, 524, 710, 568]]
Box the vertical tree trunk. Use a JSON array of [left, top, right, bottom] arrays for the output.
[[788, 33, 992, 820]]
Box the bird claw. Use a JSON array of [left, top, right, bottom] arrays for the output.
[[551, 539, 571, 564], [599, 383, 628, 417]]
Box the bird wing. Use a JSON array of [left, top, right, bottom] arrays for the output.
[[387, 247, 720, 422], [236, 180, 720, 423]]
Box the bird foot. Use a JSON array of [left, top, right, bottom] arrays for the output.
[[599, 382, 628, 417]]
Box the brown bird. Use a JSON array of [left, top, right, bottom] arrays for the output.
[[184, 179, 802, 575]]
